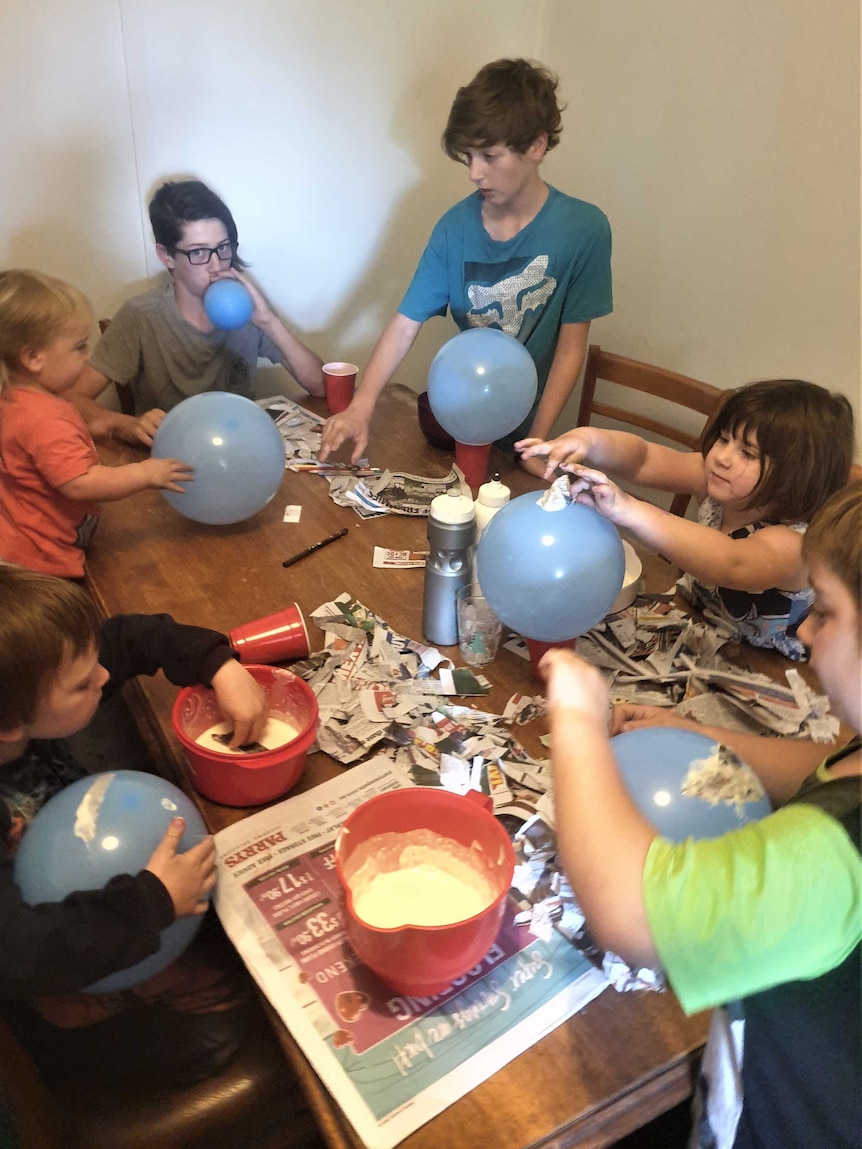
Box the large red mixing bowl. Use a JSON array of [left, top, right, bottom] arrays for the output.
[[335, 787, 514, 996]]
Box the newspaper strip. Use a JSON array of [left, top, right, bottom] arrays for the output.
[[214, 756, 608, 1149], [258, 395, 325, 465], [328, 468, 466, 518], [372, 548, 428, 569]]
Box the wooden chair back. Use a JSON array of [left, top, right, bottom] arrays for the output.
[[577, 344, 725, 517], [98, 318, 135, 417]]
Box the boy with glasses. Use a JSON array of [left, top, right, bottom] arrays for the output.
[[71, 179, 324, 446]]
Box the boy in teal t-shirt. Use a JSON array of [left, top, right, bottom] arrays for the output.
[[320, 59, 612, 472]]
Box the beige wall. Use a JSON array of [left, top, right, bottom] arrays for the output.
[[543, 0, 860, 448], [1, 1, 859, 449]]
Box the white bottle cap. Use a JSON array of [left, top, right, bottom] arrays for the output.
[[430, 488, 476, 524], [477, 473, 510, 509]]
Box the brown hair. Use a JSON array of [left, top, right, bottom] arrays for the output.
[[442, 58, 564, 162], [0, 567, 101, 730], [802, 479, 861, 614], [700, 379, 854, 522], [0, 269, 92, 390]]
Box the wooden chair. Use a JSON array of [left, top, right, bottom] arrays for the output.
[[577, 345, 725, 517], [98, 318, 136, 417]]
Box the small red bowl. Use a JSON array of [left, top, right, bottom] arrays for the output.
[[172, 665, 318, 807]]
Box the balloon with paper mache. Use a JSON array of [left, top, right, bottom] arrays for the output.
[[611, 727, 772, 841], [14, 771, 209, 992], [476, 478, 627, 643]]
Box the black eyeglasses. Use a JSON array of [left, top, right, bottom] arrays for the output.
[[173, 241, 234, 266]]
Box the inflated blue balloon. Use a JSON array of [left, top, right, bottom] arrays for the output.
[[612, 728, 772, 842], [475, 492, 625, 641], [152, 392, 285, 525], [203, 279, 254, 330], [14, 771, 209, 992], [428, 328, 538, 445]]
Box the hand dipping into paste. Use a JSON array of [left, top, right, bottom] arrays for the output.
[[196, 715, 298, 754]]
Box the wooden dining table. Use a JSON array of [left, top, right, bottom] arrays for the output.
[[86, 383, 711, 1149]]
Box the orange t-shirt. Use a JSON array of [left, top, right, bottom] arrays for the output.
[[0, 388, 100, 577]]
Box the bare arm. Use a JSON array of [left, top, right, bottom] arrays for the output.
[[544, 650, 660, 968], [518, 424, 707, 493], [224, 270, 324, 396], [57, 458, 193, 502], [570, 465, 808, 591], [319, 313, 423, 462], [246, 283, 324, 396], [610, 705, 829, 805], [69, 366, 164, 448], [519, 323, 590, 479]]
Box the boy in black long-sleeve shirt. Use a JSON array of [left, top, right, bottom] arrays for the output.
[[0, 566, 267, 1082]]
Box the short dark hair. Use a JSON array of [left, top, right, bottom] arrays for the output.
[[148, 179, 247, 269], [442, 58, 564, 163], [803, 479, 862, 615], [700, 379, 854, 523], [0, 567, 101, 730]]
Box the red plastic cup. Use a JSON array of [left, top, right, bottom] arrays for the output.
[[323, 362, 358, 415], [229, 603, 309, 665], [455, 441, 492, 492], [526, 637, 577, 683]]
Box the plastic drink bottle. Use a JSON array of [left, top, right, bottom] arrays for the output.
[[474, 473, 511, 541], [422, 488, 476, 646]]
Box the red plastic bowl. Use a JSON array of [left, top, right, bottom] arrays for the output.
[[335, 788, 514, 995], [172, 664, 318, 807]]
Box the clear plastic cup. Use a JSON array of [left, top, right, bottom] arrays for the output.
[[457, 587, 502, 667]]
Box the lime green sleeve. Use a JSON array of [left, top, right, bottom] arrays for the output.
[[643, 805, 862, 1015]]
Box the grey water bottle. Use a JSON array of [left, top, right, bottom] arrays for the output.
[[422, 488, 476, 646]]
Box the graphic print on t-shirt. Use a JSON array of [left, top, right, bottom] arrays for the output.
[[465, 255, 557, 339]]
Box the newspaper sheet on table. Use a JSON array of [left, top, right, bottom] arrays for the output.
[[214, 755, 608, 1149]]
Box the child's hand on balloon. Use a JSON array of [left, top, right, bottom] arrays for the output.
[[516, 429, 592, 480], [141, 456, 194, 493], [610, 703, 702, 737], [541, 649, 610, 722], [114, 408, 165, 449], [210, 660, 268, 748], [517, 451, 554, 481], [566, 465, 632, 525], [134, 408, 165, 447], [145, 817, 216, 918]]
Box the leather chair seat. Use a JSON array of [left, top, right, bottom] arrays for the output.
[[55, 994, 323, 1149]]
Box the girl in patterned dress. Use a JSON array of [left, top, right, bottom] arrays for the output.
[[518, 378, 854, 659]]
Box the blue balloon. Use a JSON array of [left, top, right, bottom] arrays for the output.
[[14, 771, 208, 992], [203, 279, 254, 330], [611, 728, 772, 842], [152, 392, 285, 525], [476, 492, 625, 641], [428, 328, 538, 445]]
